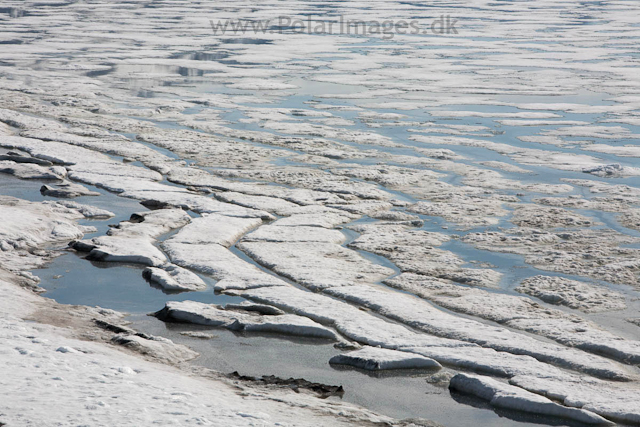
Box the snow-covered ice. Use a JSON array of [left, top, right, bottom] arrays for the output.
[[238, 241, 395, 290], [166, 212, 262, 248], [0, 272, 390, 426], [3, 0, 640, 424], [143, 264, 207, 292], [72, 209, 191, 267], [516, 275, 627, 313], [330, 347, 442, 371], [155, 300, 339, 340], [163, 241, 288, 290], [449, 373, 613, 425]]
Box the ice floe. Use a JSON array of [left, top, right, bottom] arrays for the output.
[[40, 181, 100, 198], [43, 200, 114, 219], [516, 275, 627, 313], [165, 212, 262, 248], [462, 228, 640, 288], [510, 374, 640, 425], [511, 204, 598, 229], [0, 196, 90, 270], [330, 347, 441, 371], [408, 196, 510, 230], [326, 284, 633, 379], [347, 222, 500, 288], [154, 300, 338, 340], [163, 241, 288, 290], [238, 241, 394, 290], [71, 209, 191, 267], [0, 160, 67, 180], [142, 264, 207, 293], [385, 273, 639, 370], [235, 285, 576, 379], [449, 373, 613, 425]]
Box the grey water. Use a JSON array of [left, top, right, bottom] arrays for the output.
[[133, 315, 581, 427]]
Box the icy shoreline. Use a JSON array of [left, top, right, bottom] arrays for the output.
[[0, 269, 396, 426]]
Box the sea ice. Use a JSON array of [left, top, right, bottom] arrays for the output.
[[0, 160, 67, 180], [143, 265, 207, 292], [165, 212, 262, 248], [329, 347, 441, 371], [155, 300, 339, 340], [40, 181, 100, 198], [326, 284, 632, 379], [71, 209, 191, 267], [449, 373, 612, 425], [237, 241, 394, 290], [516, 275, 627, 313], [162, 241, 288, 290]]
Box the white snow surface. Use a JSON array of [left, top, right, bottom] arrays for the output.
[[163, 241, 288, 290], [143, 264, 207, 292], [237, 241, 394, 290], [449, 373, 612, 425], [158, 300, 339, 340], [166, 212, 262, 247], [0, 273, 391, 426], [74, 209, 191, 267], [329, 346, 442, 371]]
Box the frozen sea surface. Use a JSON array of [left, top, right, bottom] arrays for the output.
[[2, 0, 640, 425]]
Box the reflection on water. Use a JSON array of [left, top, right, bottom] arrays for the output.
[[170, 51, 230, 61], [34, 252, 243, 313], [133, 314, 549, 427], [86, 64, 212, 81], [220, 38, 273, 45]]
